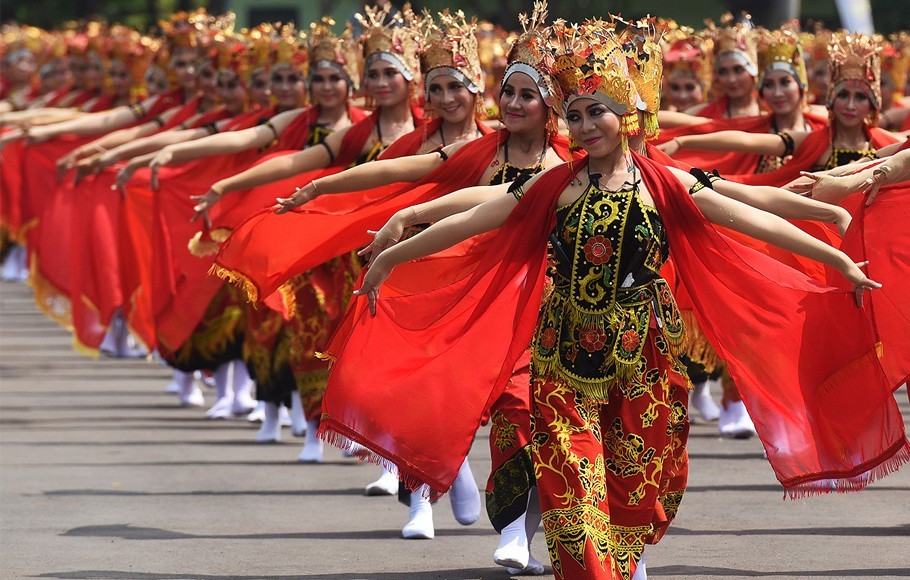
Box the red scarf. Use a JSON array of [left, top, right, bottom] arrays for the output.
[[657, 110, 828, 175], [213, 129, 570, 304], [320, 153, 909, 497]]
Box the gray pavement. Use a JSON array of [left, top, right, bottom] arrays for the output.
[[1, 278, 909, 580]]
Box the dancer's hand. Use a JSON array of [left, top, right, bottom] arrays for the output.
[[861, 165, 891, 206], [657, 138, 682, 157], [273, 182, 317, 214], [841, 260, 882, 307], [190, 186, 222, 227], [357, 217, 405, 267], [148, 150, 173, 191], [353, 253, 394, 316]]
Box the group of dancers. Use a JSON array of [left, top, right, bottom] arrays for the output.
[[2, 4, 910, 579]]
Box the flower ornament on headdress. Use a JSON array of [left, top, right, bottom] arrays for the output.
[[827, 31, 882, 116], [419, 10, 484, 102], [708, 12, 758, 77], [213, 32, 251, 82], [757, 24, 808, 92], [617, 16, 667, 140], [159, 9, 212, 53], [502, 1, 556, 108], [309, 17, 362, 92], [550, 19, 639, 143], [356, 3, 421, 84]]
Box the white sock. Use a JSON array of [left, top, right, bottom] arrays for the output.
[[449, 458, 481, 525], [289, 391, 307, 436], [365, 466, 399, 496], [297, 418, 324, 463], [177, 371, 204, 407], [247, 400, 266, 422], [506, 554, 546, 576], [631, 551, 647, 580], [401, 486, 434, 539], [205, 362, 234, 419], [230, 360, 257, 414], [255, 402, 282, 442], [493, 507, 530, 570]]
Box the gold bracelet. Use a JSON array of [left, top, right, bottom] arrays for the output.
[[310, 180, 320, 198]]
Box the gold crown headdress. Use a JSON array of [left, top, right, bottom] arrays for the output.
[[356, 4, 421, 84], [550, 19, 639, 144], [309, 17, 362, 92], [212, 33, 251, 82], [707, 12, 758, 77], [882, 32, 910, 97], [273, 23, 308, 73], [827, 31, 882, 113], [246, 23, 277, 74], [662, 25, 712, 94], [757, 24, 808, 91], [617, 16, 667, 140], [419, 10, 484, 102], [159, 9, 212, 53], [502, 1, 556, 108]]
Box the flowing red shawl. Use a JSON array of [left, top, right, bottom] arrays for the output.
[[142, 105, 377, 351], [64, 106, 276, 353], [213, 128, 569, 306], [319, 153, 909, 498], [656, 111, 828, 175], [118, 104, 318, 350]]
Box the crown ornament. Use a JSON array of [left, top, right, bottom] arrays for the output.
[[308, 17, 362, 91], [502, 1, 556, 108], [419, 10, 483, 100], [355, 4, 421, 83], [550, 19, 639, 143], [617, 16, 667, 140], [882, 32, 910, 98], [707, 12, 758, 76], [827, 31, 882, 112], [757, 24, 808, 91], [661, 24, 712, 95]]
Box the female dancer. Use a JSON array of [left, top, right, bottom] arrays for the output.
[[659, 32, 900, 184], [324, 19, 897, 579]]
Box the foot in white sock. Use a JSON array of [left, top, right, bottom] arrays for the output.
[[247, 401, 266, 422], [289, 391, 307, 436], [255, 402, 282, 442], [230, 361, 257, 414], [631, 552, 647, 580], [690, 379, 721, 422], [297, 418, 324, 463], [164, 370, 184, 394], [718, 400, 756, 439], [493, 513, 530, 570], [205, 363, 234, 419], [278, 405, 292, 427], [506, 554, 546, 576], [401, 487, 434, 539], [365, 467, 399, 496], [178, 371, 204, 407], [449, 459, 480, 525]]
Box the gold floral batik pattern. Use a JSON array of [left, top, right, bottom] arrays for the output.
[[529, 176, 690, 578]]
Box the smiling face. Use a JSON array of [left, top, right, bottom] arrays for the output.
[[248, 69, 271, 109], [715, 54, 755, 99], [309, 64, 349, 110], [665, 70, 704, 110], [270, 64, 305, 109], [364, 59, 409, 108], [499, 71, 548, 135], [565, 97, 622, 158], [427, 72, 474, 125], [760, 69, 802, 116], [169, 48, 197, 90], [831, 80, 874, 130]]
